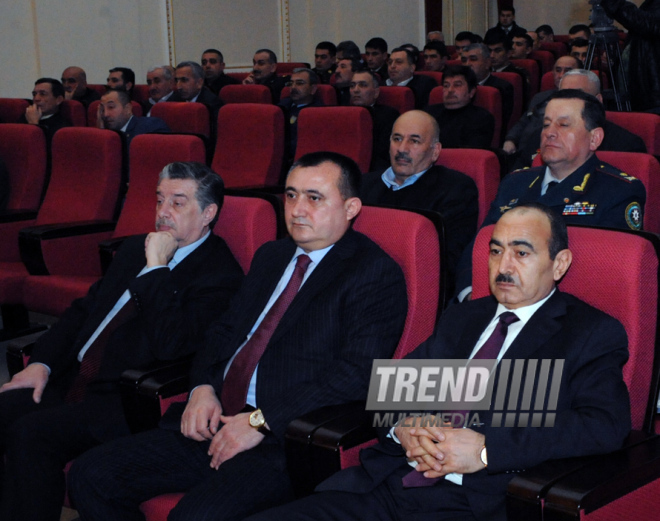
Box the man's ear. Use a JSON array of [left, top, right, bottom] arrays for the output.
[[344, 197, 362, 221], [589, 126, 605, 151], [202, 203, 218, 227], [553, 249, 573, 281]]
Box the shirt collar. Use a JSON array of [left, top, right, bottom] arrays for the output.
[[494, 288, 556, 325], [381, 166, 431, 190], [120, 116, 133, 133], [386, 76, 413, 87], [169, 230, 210, 269]]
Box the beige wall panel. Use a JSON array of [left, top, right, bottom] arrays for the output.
[[0, 2, 40, 98]]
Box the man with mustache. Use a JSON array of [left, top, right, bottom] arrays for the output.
[[242, 48, 288, 104], [0, 162, 244, 520], [142, 65, 176, 116], [425, 65, 495, 149], [360, 109, 478, 291], [69, 151, 407, 521], [18, 78, 71, 147]]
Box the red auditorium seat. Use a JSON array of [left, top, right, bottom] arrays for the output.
[[211, 104, 284, 188], [376, 86, 414, 114], [0, 124, 47, 215], [59, 100, 87, 127], [0, 98, 29, 123], [226, 72, 250, 83], [511, 59, 540, 98], [435, 149, 500, 227], [606, 111, 660, 157], [295, 107, 373, 172], [0, 128, 123, 337], [280, 85, 337, 106], [540, 70, 554, 92], [529, 50, 554, 75], [219, 84, 271, 104], [150, 102, 210, 137], [414, 71, 444, 86], [86, 84, 108, 97], [492, 71, 523, 129], [539, 41, 568, 59], [132, 84, 150, 105]]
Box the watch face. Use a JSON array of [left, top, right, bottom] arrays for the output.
[[249, 409, 265, 428]]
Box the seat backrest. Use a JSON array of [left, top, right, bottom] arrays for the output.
[[0, 124, 47, 211], [279, 85, 337, 106], [219, 84, 272, 104], [471, 224, 659, 431], [512, 59, 541, 98], [87, 100, 143, 127], [376, 86, 414, 115], [539, 41, 568, 59], [150, 102, 210, 137], [606, 111, 660, 156], [295, 106, 373, 172], [212, 195, 278, 274], [435, 149, 500, 227], [59, 100, 87, 127], [529, 50, 554, 75], [132, 85, 150, 105], [36, 128, 122, 225], [353, 206, 440, 358], [226, 72, 250, 83], [492, 71, 523, 129], [211, 103, 284, 188], [541, 71, 555, 92], [276, 62, 311, 75], [0, 98, 29, 123], [415, 71, 444, 86], [115, 134, 207, 238], [86, 84, 108, 97]]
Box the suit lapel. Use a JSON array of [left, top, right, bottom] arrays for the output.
[[447, 298, 499, 359]]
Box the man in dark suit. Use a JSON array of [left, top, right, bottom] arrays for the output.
[[245, 202, 630, 521], [143, 65, 176, 116], [361, 109, 478, 291], [69, 151, 408, 521], [242, 49, 289, 104], [18, 78, 71, 147], [201, 49, 239, 96], [60, 66, 101, 108], [386, 47, 437, 109], [171, 60, 223, 126], [0, 162, 244, 520], [98, 89, 170, 146]]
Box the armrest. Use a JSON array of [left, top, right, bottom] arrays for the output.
[[120, 356, 193, 434], [506, 430, 655, 521], [0, 210, 38, 223], [5, 330, 48, 376], [540, 431, 660, 520], [19, 220, 116, 275], [99, 236, 129, 274]]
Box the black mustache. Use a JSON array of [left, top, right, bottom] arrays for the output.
[[394, 152, 411, 162], [496, 273, 514, 283]]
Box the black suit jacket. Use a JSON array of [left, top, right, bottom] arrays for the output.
[[30, 233, 243, 438], [482, 74, 514, 136], [124, 116, 170, 147], [425, 103, 495, 149], [205, 73, 240, 96], [319, 290, 630, 521], [406, 74, 438, 109], [184, 229, 408, 441], [369, 103, 399, 170]]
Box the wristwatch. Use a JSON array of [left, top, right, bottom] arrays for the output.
[[480, 445, 488, 468], [248, 408, 269, 435]]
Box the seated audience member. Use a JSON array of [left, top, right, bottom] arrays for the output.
[[454, 31, 482, 55], [387, 47, 437, 109], [201, 49, 239, 95], [334, 57, 360, 105], [484, 31, 531, 105], [279, 68, 323, 161], [0, 158, 8, 212], [244, 201, 630, 521], [536, 24, 555, 43], [60, 66, 100, 108], [361, 109, 478, 286], [569, 38, 590, 64], [365, 37, 389, 81], [503, 55, 582, 156], [423, 41, 450, 73], [400, 43, 422, 67], [528, 30, 541, 50], [106, 67, 135, 97], [462, 43, 514, 133], [569, 23, 592, 43], [336, 40, 363, 62], [504, 69, 646, 170], [0, 162, 244, 521], [349, 69, 399, 170], [427, 30, 444, 43], [243, 49, 288, 104], [172, 60, 222, 125], [456, 89, 646, 299], [19, 78, 71, 146], [425, 65, 495, 149], [98, 89, 170, 146], [510, 29, 534, 59], [313, 41, 337, 84], [69, 151, 408, 521], [143, 65, 176, 116]]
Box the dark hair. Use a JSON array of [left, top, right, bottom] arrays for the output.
[[365, 37, 388, 53], [338, 57, 362, 73], [484, 30, 512, 51], [316, 41, 337, 56], [390, 47, 416, 66], [158, 162, 225, 228], [512, 31, 534, 49], [424, 41, 449, 57], [292, 67, 319, 85], [500, 6, 515, 15], [536, 24, 554, 35], [175, 61, 205, 80], [109, 67, 135, 91], [569, 24, 591, 37], [352, 68, 380, 87], [34, 78, 65, 98], [548, 88, 606, 131], [202, 48, 224, 62], [443, 64, 478, 91], [336, 41, 362, 61], [289, 151, 362, 199], [512, 202, 568, 260], [455, 31, 481, 44], [102, 88, 131, 105], [255, 49, 278, 64], [569, 38, 590, 51], [400, 43, 420, 65]]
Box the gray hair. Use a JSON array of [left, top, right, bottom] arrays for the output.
[[175, 61, 204, 81], [147, 65, 174, 81], [292, 68, 319, 85], [560, 68, 601, 96], [464, 43, 491, 60]]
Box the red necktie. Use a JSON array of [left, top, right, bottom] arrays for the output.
[[221, 254, 312, 416], [402, 311, 520, 487], [65, 298, 137, 403]]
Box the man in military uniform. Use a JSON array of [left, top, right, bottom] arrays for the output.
[[455, 89, 646, 301]]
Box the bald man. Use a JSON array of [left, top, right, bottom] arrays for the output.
[[61, 66, 100, 108], [360, 110, 478, 290]]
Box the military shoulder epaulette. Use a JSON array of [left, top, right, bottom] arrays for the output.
[[596, 163, 638, 183]]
